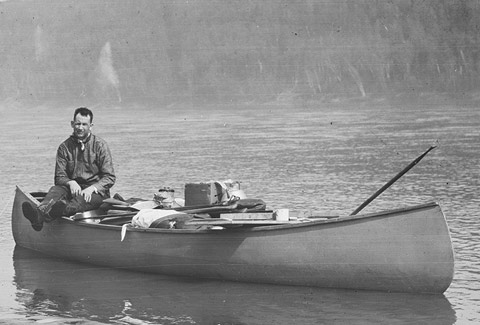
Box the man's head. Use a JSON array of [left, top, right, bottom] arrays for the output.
[[71, 107, 94, 140]]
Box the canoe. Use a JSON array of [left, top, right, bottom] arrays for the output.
[[11, 186, 454, 294]]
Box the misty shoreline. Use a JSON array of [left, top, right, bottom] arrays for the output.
[[2, 1, 479, 106]]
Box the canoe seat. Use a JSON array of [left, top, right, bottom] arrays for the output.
[[31, 192, 47, 202]]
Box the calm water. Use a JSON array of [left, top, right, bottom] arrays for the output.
[[0, 100, 479, 324]]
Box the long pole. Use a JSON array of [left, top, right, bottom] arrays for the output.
[[350, 146, 437, 215]]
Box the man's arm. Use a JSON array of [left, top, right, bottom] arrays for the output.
[[54, 144, 72, 187], [54, 144, 82, 195], [90, 139, 116, 193]]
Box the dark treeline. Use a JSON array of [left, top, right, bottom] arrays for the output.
[[1, 0, 479, 104]]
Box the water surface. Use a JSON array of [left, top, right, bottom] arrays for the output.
[[0, 101, 478, 324]]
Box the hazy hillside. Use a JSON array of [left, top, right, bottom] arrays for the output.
[[1, 0, 479, 104]]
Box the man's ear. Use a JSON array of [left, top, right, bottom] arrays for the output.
[[70, 121, 75, 128]]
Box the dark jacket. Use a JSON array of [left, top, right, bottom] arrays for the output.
[[54, 134, 116, 196]]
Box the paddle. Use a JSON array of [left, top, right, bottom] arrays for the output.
[[350, 145, 437, 215], [72, 211, 137, 221]]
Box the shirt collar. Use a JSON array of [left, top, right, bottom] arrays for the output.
[[71, 133, 92, 151]]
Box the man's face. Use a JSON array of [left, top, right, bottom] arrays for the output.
[[71, 114, 92, 140]]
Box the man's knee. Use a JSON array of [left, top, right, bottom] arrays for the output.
[[47, 185, 69, 197], [41, 185, 69, 207]]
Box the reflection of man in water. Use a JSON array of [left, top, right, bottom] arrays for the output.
[[23, 107, 116, 231]]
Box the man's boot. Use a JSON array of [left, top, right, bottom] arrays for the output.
[[22, 201, 46, 231], [22, 198, 67, 231]]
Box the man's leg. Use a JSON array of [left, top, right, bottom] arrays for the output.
[[39, 185, 70, 221], [39, 185, 70, 209], [23, 185, 106, 228], [62, 192, 105, 217], [22, 185, 70, 231]]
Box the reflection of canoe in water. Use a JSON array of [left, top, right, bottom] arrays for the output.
[[13, 246, 457, 324], [12, 186, 454, 294]]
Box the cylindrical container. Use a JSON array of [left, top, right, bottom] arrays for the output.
[[157, 187, 175, 208]]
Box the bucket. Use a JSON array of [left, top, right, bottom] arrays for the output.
[[155, 187, 176, 208], [228, 189, 246, 200]]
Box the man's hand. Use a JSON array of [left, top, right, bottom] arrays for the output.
[[67, 180, 81, 196], [81, 186, 97, 202]]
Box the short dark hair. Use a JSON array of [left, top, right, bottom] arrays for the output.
[[74, 107, 93, 123]]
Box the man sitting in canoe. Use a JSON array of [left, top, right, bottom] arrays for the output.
[[22, 107, 116, 231]]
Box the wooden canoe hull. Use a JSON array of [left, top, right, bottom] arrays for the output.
[[11, 186, 454, 293]]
